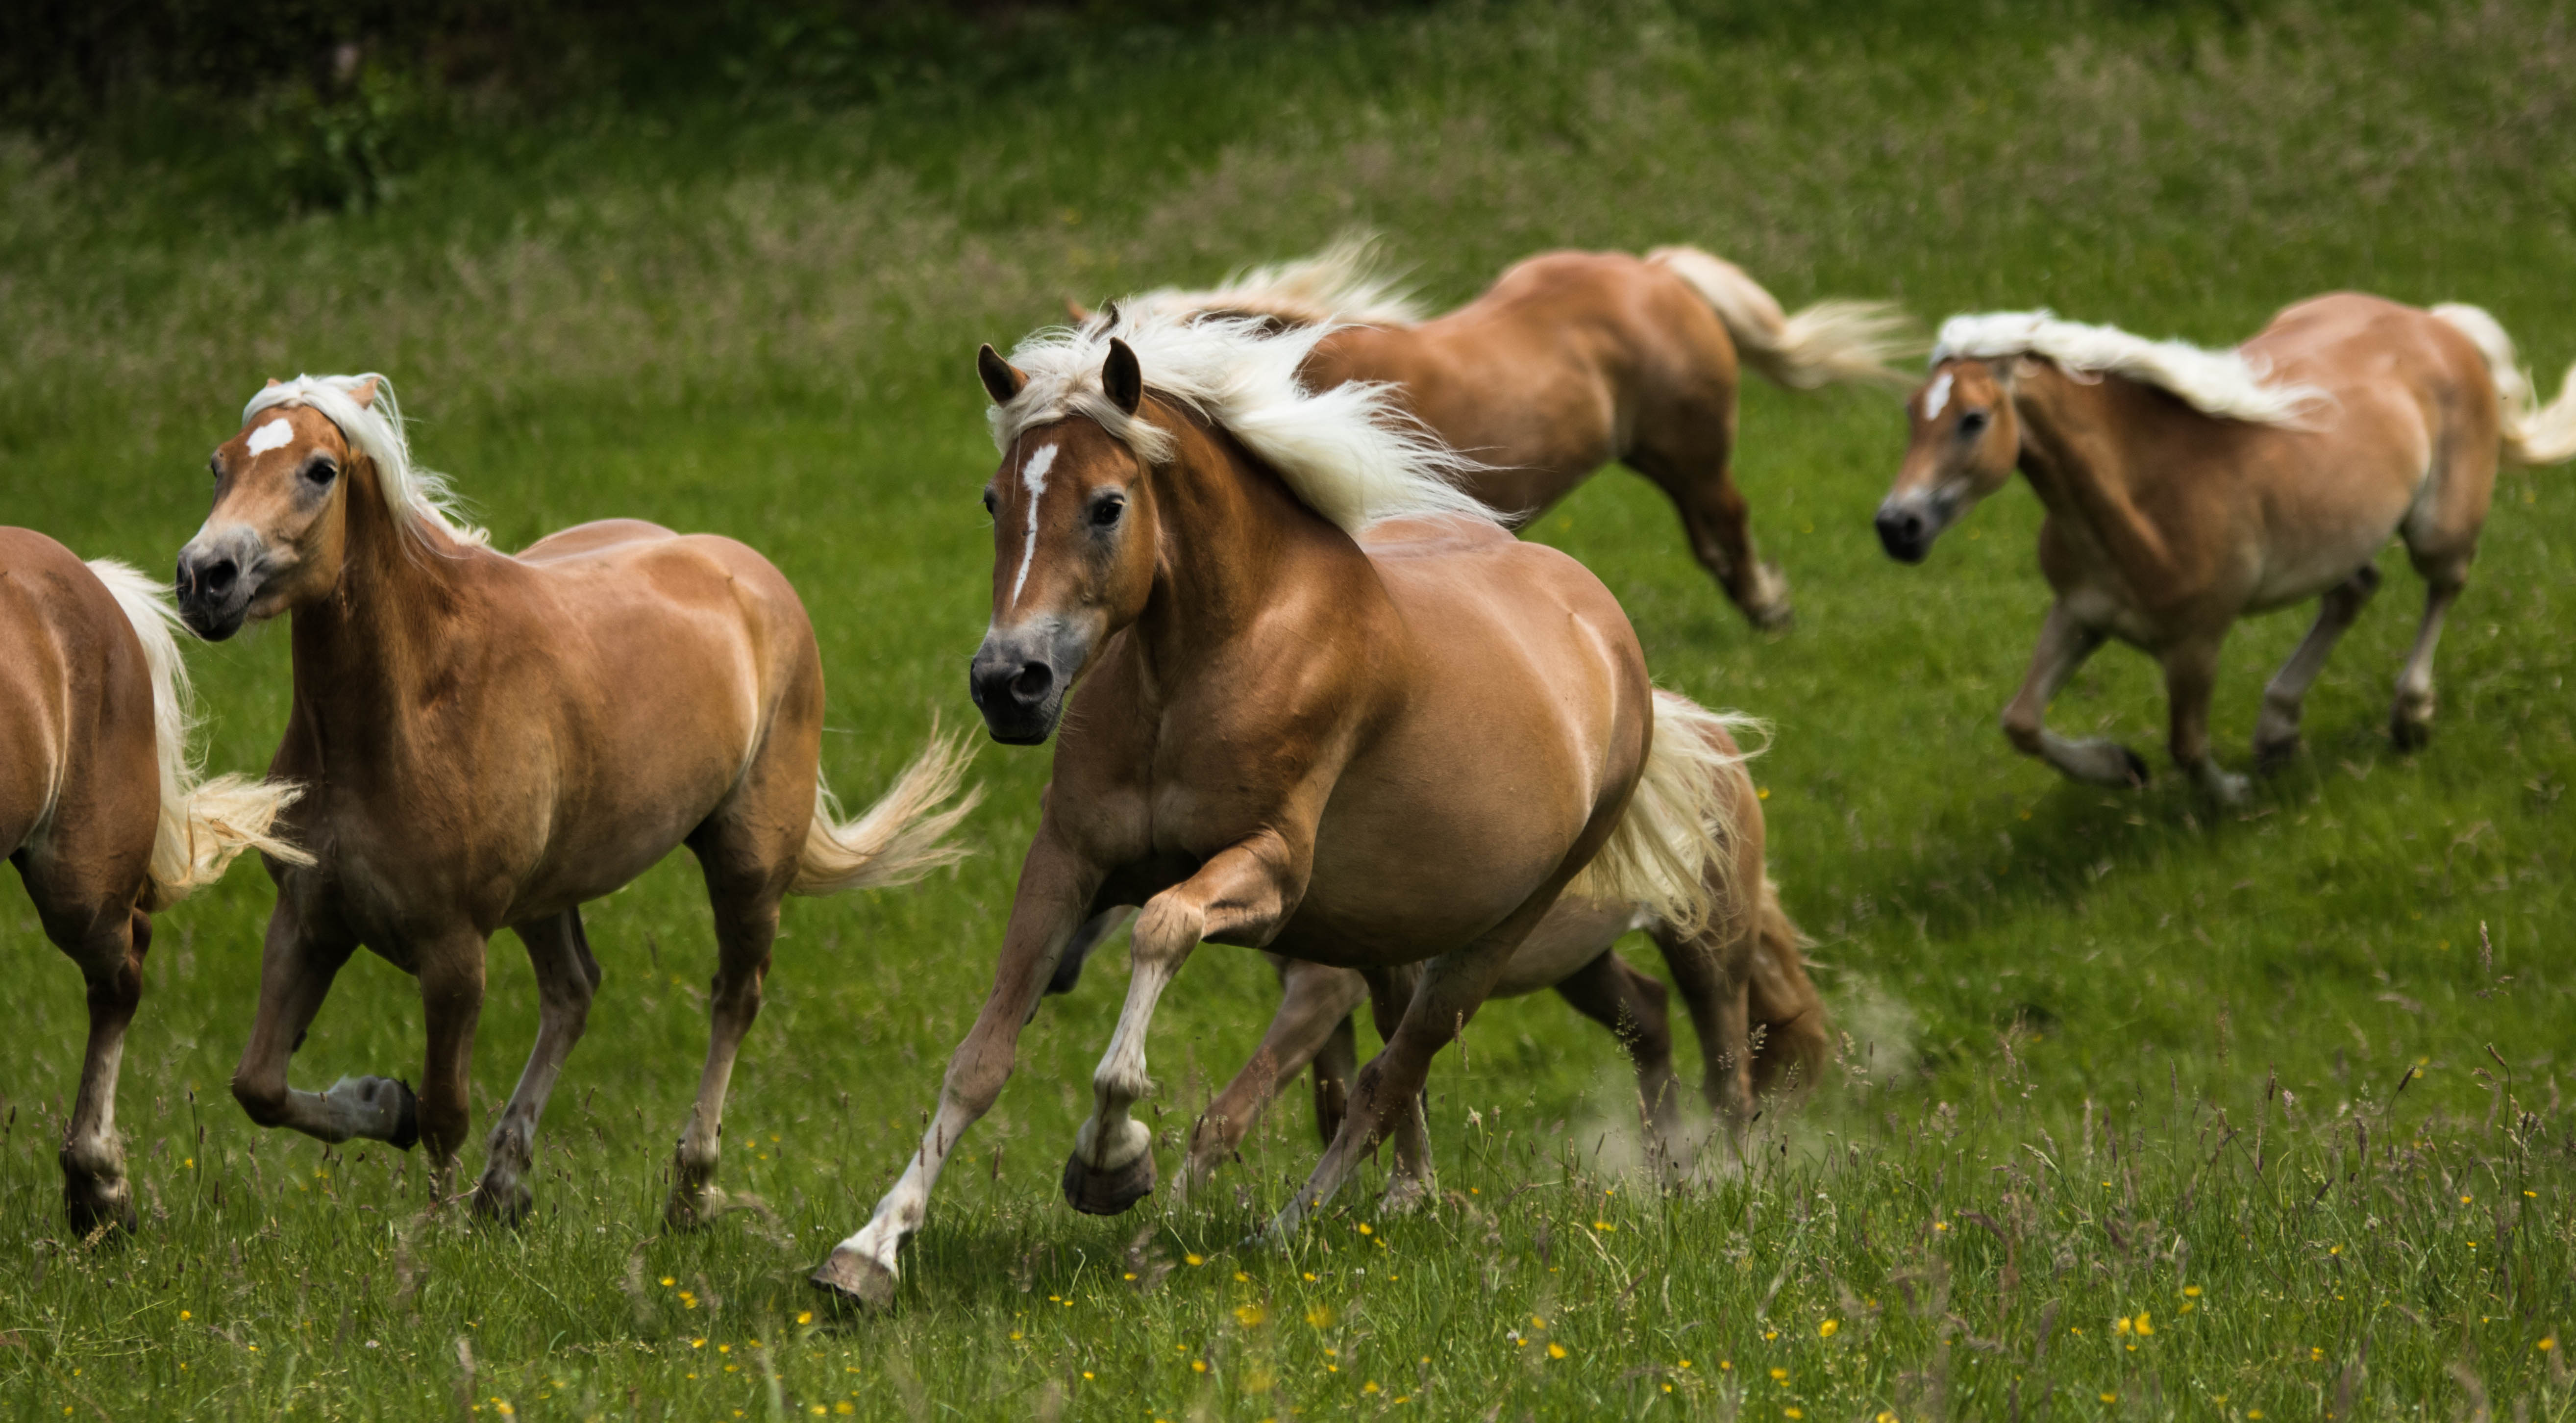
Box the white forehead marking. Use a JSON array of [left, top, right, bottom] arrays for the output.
[[1921, 371, 1955, 422], [245, 418, 296, 457], [1008, 443, 1060, 609]]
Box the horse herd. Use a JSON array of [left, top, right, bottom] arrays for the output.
[[6, 238, 2570, 1309]]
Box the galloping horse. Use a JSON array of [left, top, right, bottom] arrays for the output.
[[1088, 237, 1915, 627], [1875, 297, 2576, 802], [175, 375, 978, 1223], [813, 310, 1740, 1304], [1, 530, 301, 1230], [1169, 700, 1828, 1195]]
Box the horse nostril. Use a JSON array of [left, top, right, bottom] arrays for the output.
[[198, 558, 238, 596], [1009, 662, 1053, 702]]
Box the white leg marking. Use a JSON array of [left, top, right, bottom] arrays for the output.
[[1008, 443, 1059, 609]]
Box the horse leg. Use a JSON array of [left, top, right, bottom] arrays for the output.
[[230, 896, 416, 1148], [59, 906, 148, 1234], [413, 934, 491, 1197], [1065, 835, 1298, 1217], [2390, 563, 2468, 750], [667, 872, 781, 1230], [1312, 1007, 1360, 1147], [2159, 634, 2247, 804], [1180, 954, 1367, 1194], [1362, 962, 1436, 1213], [473, 908, 599, 1224], [2254, 566, 2382, 770], [1043, 906, 1137, 1000], [2002, 600, 2145, 786], [1266, 933, 1518, 1239], [815, 838, 1098, 1306], [1628, 444, 1791, 631], [1552, 952, 1689, 1180]]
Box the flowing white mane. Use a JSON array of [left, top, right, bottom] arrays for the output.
[[243, 374, 489, 547], [1933, 311, 2327, 425], [1117, 233, 1428, 329], [990, 307, 1498, 533]]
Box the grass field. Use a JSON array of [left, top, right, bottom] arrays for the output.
[[3, 1, 2574, 1417]]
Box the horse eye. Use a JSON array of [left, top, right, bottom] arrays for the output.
[[304, 457, 339, 486], [1090, 494, 1125, 528], [981, 488, 998, 517], [1958, 410, 1990, 438], [208, 455, 222, 480]]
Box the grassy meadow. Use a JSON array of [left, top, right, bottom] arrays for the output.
[[2, 0, 2574, 1417]]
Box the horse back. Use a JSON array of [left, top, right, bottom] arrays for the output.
[[0, 528, 157, 913]]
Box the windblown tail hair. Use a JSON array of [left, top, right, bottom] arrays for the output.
[[86, 559, 309, 910], [1567, 691, 1764, 938], [1746, 876, 1831, 1098], [790, 721, 984, 896], [1647, 245, 1919, 390], [2431, 303, 2576, 467]]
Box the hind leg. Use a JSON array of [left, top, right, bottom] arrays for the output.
[[1361, 963, 1436, 1214], [668, 849, 786, 1229], [56, 905, 149, 1234], [473, 908, 601, 1224], [2161, 634, 2248, 805], [1311, 1010, 1359, 1147], [1552, 952, 1687, 1177], [2254, 567, 2382, 769], [2391, 560, 2470, 749], [1628, 435, 1791, 631], [1180, 955, 1367, 1194]]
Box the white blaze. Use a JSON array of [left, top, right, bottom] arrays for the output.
[[1008, 443, 1059, 609], [1921, 371, 1954, 422], [246, 418, 296, 457]]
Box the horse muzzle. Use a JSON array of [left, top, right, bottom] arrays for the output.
[[969, 624, 1080, 746], [174, 529, 265, 641], [1872, 497, 1949, 565]]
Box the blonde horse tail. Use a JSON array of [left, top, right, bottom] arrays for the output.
[[1746, 876, 1831, 1097], [2431, 303, 2576, 467], [85, 559, 309, 910], [1646, 245, 1918, 391], [1567, 690, 1764, 939], [789, 721, 984, 896]]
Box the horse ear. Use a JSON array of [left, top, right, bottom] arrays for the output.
[[347, 376, 380, 408], [1063, 297, 1092, 324], [1103, 338, 1142, 417], [978, 345, 1028, 405], [264, 377, 283, 389]]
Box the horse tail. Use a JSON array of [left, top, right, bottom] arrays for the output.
[[789, 721, 983, 897], [1568, 690, 1764, 939], [85, 559, 309, 909], [1646, 245, 1917, 391], [2431, 303, 2576, 467], [1746, 875, 1831, 1097]]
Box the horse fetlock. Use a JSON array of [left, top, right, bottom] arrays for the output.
[[1742, 563, 1794, 631]]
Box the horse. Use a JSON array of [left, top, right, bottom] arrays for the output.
[[1170, 710, 1830, 1195], [1874, 297, 2576, 803], [173, 374, 980, 1224], [1082, 235, 1916, 628], [1, 529, 302, 1231], [811, 308, 1743, 1305]]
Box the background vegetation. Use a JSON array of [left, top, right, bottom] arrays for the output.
[[0, 0, 2570, 1417]]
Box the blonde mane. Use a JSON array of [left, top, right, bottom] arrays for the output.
[[991, 307, 1498, 533], [1117, 233, 1427, 330], [1934, 310, 2327, 425], [244, 375, 489, 547]]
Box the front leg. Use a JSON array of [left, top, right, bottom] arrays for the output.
[[1179, 954, 1368, 1195], [230, 895, 418, 1148], [475, 909, 599, 1224], [2001, 600, 2144, 787], [1065, 830, 1306, 1216], [812, 834, 1100, 1307]]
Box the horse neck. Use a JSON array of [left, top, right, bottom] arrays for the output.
[[1133, 413, 1347, 671], [288, 464, 477, 753], [2009, 367, 2176, 577]]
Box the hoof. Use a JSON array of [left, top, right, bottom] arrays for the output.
[[2391, 713, 2433, 752], [62, 1175, 135, 1238], [809, 1248, 897, 1309], [472, 1176, 533, 1227], [388, 1079, 421, 1151], [1379, 1173, 1434, 1217], [2254, 735, 2302, 775], [1745, 599, 1795, 633], [665, 1182, 726, 1233], [2117, 746, 2151, 788], [1061, 1147, 1156, 1217]]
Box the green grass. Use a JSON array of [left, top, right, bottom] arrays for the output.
[[3, 1, 2574, 1417]]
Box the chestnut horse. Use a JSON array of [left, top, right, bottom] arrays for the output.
[[175, 374, 978, 1223], [813, 310, 1739, 1304], [1876, 297, 2576, 802], [1169, 702, 1829, 1194], [2, 530, 302, 1230], [1090, 236, 1916, 627]]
